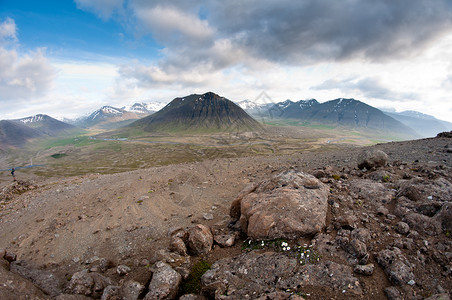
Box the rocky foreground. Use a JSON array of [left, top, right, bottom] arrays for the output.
[[1, 134, 452, 299]]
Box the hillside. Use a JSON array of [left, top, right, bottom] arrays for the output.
[[127, 92, 261, 133], [270, 98, 418, 138], [0, 120, 43, 148]]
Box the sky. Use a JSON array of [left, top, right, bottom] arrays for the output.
[[1, 0, 452, 122]]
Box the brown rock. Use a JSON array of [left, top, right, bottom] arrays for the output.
[[357, 149, 388, 170], [169, 236, 188, 256], [234, 171, 329, 240], [187, 224, 213, 255], [214, 233, 236, 248], [354, 264, 374, 275], [145, 261, 181, 300]]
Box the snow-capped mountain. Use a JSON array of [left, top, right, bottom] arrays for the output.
[[88, 106, 124, 121], [76, 104, 163, 129], [15, 114, 75, 134], [122, 102, 166, 114]]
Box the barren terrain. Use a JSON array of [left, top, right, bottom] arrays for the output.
[[0, 129, 451, 299]]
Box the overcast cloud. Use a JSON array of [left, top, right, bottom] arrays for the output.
[[73, 0, 452, 95]]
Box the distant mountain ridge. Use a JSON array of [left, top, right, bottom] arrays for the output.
[[127, 92, 261, 133], [240, 98, 419, 138], [0, 114, 76, 148], [384, 110, 452, 137], [76, 102, 165, 129]]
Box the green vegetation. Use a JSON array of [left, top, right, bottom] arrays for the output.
[[179, 260, 211, 295], [51, 153, 68, 159], [332, 174, 341, 180], [382, 175, 390, 182]]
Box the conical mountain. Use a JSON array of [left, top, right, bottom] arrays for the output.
[[128, 92, 261, 133]]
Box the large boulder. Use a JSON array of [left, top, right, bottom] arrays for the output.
[[357, 149, 388, 170], [231, 171, 329, 240], [145, 261, 181, 300]]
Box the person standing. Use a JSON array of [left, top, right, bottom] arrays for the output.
[[11, 168, 15, 181]]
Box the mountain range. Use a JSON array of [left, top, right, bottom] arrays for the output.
[[2, 94, 452, 149], [74, 102, 165, 129], [238, 98, 451, 138]]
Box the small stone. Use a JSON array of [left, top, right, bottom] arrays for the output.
[[407, 279, 415, 286], [170, 236, 188, 256], [99, 258, 114, 272], [385, 286, 402, 300], [203, 213, 214, 220], [354, 264, 374, 275], [116, 265, 131, 276], [4, 252, 17, 262], [214, 233, 236, 248], [85, 256, 100, 264], [101, 285, 120, 300], [121, 280, 145, 300], [395, 222, 410, 235]]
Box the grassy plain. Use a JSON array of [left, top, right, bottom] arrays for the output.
[[0, 121, 408, 179]]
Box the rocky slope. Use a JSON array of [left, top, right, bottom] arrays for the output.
[[0, 133, 451, 299]]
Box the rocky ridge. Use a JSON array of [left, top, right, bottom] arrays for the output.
[[1, 133, 452, 299]]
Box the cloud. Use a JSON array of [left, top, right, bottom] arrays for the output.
[[133, 5, 214, 46], [0, 18, 56, 109], [0, 17, 17, 46], [74, 0, 124, 20], [313, 77, 418, 101], [209, 0, 452, 63]]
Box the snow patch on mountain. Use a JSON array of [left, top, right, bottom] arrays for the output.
[[19, 114, 47, 124]]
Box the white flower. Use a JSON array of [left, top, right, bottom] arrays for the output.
[[286, 247, 291, 251]]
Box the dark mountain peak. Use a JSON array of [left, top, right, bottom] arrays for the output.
[[128, 92, 261, 133], [202, 91, 223, 100]]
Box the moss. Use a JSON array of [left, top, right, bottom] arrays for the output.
[[382, 175, 390, 182], [179, 260, 211, 295], [332, 174, 341, 180]]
